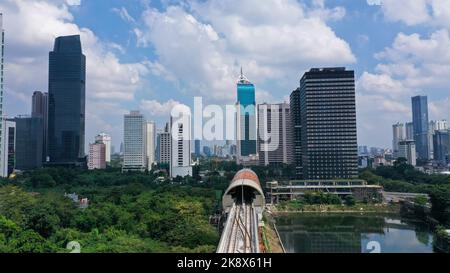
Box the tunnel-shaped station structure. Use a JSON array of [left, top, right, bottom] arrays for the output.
[[222, 169, 265, 214]]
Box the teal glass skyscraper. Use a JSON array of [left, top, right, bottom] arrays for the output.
[[48, 35, 86, 165], [236, 68, 257, 159]]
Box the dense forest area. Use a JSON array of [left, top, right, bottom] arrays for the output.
[[0, 168, 223, 253], [360, 159, 450, 225], [1, 158, 449, 253]]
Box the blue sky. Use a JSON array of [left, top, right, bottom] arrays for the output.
[[2, 0, 450, 150]]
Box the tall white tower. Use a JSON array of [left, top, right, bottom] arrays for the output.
[[145, 121, 156, 170], [0, 118, 15, 178], [170, 109, 192, 178]]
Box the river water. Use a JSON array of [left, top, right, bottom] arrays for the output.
[[276, 213, 436, 253]]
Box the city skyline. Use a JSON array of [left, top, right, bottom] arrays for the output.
[[1, 2, 450, 257], [2, 1, 450, 150]]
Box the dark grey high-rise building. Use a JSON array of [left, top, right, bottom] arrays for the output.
[[14, 116, 44, 170], [32, 91, 48, 161], [300, 68, 358, 179], [290, 88, 302, 178], [411, 96, 429, 160], [48, 35, 86, 165], [433, 130, 450, 165]]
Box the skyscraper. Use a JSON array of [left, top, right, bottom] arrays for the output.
[[300, 68, 358, 179], [433, 130, 450, 165], [170, 113, 192, 178], [411, 95, 429, 160], [14, 116, 44, 171], [290, 88, 302, 178], [145, 121, 156, 170], [48, 35, 86, 166], [428, 121, 436, 160], [392, 122, 405, 158], [258, 103, 293, 166], [405, 122, 414, 140], [398, 140, 417, 166], [95, 133, 111, 163], [157, 123, 171, 164], [0, 14, 6, 174], [32, 91, 48, 162], [0, 118, 15, 178], [123, 111, 146, 172], [236, 68, 257, 164], [32, 91, 48, 118], [88, 141, 106, 170]]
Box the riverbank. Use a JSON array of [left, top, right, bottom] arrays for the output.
[[262, 212, 285, 253], [270, 203, 400, 214]]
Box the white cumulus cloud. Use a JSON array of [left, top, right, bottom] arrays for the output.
[[134, 0, 356, 104]]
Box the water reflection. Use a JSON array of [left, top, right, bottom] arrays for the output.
[[276, 214, 435, 253]]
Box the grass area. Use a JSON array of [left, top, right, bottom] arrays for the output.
[[262, 226, 271, 253]]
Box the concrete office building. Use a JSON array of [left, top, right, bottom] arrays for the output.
[[258, 103, 293, 166], [88, 142, 106, 170], [405, 122, 414, 140], [392, 122, 405, 158], [157, 123, 171, 164], [0, 118, 15, 178], [145, 121, 156, 170], [95, 133, 111, 163], [398, 140, 417, 166], [122, 111, 146, 172]]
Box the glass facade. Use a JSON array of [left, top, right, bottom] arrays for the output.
[[0, 14, 5, 171], [433, 130, 450, 164], [290, 88, 303, 178], [15, 117, 44, 170], [48, 35, 86, 164], [411, 96, 429, 160], [300, 68, 358, 179], [237, 71, 257, 157]]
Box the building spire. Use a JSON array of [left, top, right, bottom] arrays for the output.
[[237, 66, 250, 84]]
